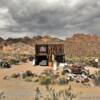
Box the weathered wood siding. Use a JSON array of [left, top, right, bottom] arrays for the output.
[[35, 44, 64, 62]]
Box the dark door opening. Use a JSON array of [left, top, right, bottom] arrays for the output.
[[35, 55, 48, 66], [55, 55, 65, 63]]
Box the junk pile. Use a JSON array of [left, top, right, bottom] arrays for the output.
[[59, 63, 99, 87], [0, 59, 11, 68]]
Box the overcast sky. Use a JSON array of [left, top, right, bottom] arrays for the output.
[[0, 0, 100, 39]]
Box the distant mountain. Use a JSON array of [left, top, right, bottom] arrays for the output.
[[64, 33, 100, 57], [0, 35, 63, 54], [0, 34, 100, 57]]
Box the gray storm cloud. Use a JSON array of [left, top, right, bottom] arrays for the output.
[[0, 0, 100, 39]]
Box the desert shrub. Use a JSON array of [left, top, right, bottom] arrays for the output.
[[0, 91, 5, 99], [94, 71, 100, 86], [96, 76, 100, 85], [92, 62, 98, 67], [42, 70, 54, 78], [94, 76, 100, 86], [66, 57, 80, 64], [34, 85, 77, 100], [61, 70, 65, 75], [9, 59, 20, 65], [20, 57, 27, 63], [35, 87, 41, 100], [22, 73, 27, 79], [58, 77, 69, 85], [62, 86, 77, 100], [66, 57, 98, 66], [0, 61, 11, 68], [82, 57, 99, 66], [3, 62, 11, 68], [40, 76, 52, 85], [11, 73, 20, 78], [22, 70, 33, 79], [25, 70, 33, 76], [0, 62, 3, 68], [33, 78, 39, 83], [24, 77, 32, 82]]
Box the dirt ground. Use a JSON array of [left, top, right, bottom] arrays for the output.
[[0, 62, 100, 100], [0, 62, 52, 79]]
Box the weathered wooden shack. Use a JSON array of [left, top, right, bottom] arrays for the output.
[[35, 43, 65, 66]]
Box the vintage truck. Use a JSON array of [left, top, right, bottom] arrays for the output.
[[63, 64, 89, 75]]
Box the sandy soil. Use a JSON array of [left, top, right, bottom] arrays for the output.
[[0, 62, 52, 79], [0, 62, 100, 100]]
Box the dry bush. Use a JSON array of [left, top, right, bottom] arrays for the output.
[[11, 73, 20, 78], [40, 76, 52, 85], [24, 77, 33, 82], [34, 85, 77, 100], [94, 71, 100, 86]]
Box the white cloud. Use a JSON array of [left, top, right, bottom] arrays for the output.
[[68, 0, 81, 7], [0, 8, 9, 28], [0, 8, 8, 14]]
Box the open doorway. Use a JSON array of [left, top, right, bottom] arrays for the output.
[[55, 55, 65, 63], [35, 55, 48, 66]]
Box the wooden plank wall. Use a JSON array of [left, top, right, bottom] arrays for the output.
[[48, 44, 64, 61], [35, 44, 64, 62]]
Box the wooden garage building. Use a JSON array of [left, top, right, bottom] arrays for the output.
[[35, 43, 65, 66]]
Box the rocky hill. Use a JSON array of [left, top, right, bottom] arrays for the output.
[[64, 33, 100, 57], [0, 34, 100, 57], [0, 35, 63, 54]]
